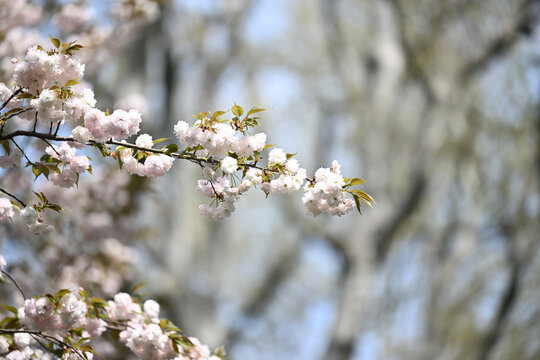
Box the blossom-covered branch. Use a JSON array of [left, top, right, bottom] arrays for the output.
[[0, 258, 223, 360], [0, 37, 373, 225]]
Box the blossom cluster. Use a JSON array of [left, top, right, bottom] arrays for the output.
[[0, 38, 372, 226], [302, 160, 355, 216], [18, 292, 98, 335], [107, 293, 221, 360], [174, 115, 356, 219], [0, 285, 221, 360], [0, 5, 374, 360]]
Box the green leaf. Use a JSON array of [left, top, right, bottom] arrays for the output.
[[350, 190, 375, 207], [231, 103, 244, 117], [286, 153, 297, 160], [215, 346, 227, 359], [352, 194, 362, 215], [65, 79, 80, 87], [131, 282, 147, 294], [32, 165, 42, 180], [163, 144, 179, 155], [48, 164, 60, 174], [90, 297, 108, 307], [49, 35, 61, 48], [79, 289, 90, 298], [185, 145, 204, 152], [247, 106, 267, 116], [46, 204, 62, 212], [212, 110, 228, 119], [41, 165, 50, 179], [16, 92, 36, 99], [171, 335, 194, 349], [1, 304, 19, 315], [55, 289, 71, 300], [263, 144, 275, 150], [4, 108, 23, 117], [1, 140, 10, 155], [344, 177, 367, 186], [0, 317, 19, 329], [153, 138, 168, 145]]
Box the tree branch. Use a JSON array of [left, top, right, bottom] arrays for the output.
[[477, 223, 522, 360], [0, 88, 22, 112], [459, 0, 538, 82], [0, 188, 26, 207]]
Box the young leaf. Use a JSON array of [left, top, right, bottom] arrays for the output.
[[215, 346, 227, 359], [153, 138, 168, 145], [1, 140, 10, 155], [352, 194, 362, 215], [231, 103, 244, 117], [247, 106, 267, 116], [163, 144, 179, 155], [131, 282, 147, 294], [212, 110, 228, 119], [350, 190, 375, 207], [344, 177, 367, 186], [49, 35, 61, 48], [1, 304, 19, 315], [65, 79, 80, 87], [32, 165, 42, 180]]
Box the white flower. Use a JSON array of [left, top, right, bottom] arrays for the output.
[[268, 148, 286, 166], [143, 299, 160, 319], [135, 133, 153, 149], [285, 158, 299, 173], [220, 156, 238, 174], [72, 126, 91, 143], [0, 198, 14, 222], [70, 156, 90, 173], [20, 207, 38, 224]]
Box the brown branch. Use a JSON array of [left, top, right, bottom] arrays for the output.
[[459, 0, 539, 82], [1, 270, 26, 299], [0, 329, 86, 359], [0, 88, 22, 112], [384, 0, 437, 104], [477, 223, 523, 360], [0, 129, 291, 177], [0, 188, 26, 207], [375, 170, 427, 263]]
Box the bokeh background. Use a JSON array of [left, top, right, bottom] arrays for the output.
[[3, 0, 540, 359]]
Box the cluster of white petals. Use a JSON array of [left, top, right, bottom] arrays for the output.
[[0, 39, 370, 231], [106, 293, 219, 360], [14, 45, 84, 96], [18, 206, 54, 236], [0, 198, 14, 222], [52, 3, 93, 34], [18, 293, 101, 336], [302, 160, 355, 216]]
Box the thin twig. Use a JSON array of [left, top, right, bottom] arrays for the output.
[[0, 270, 26, 299], [10, 139, 36, 167], [53, 122, 61, 136], [0, 188, 26, 207], [0, 87, 22, 112], [40, 138, 60, 157], [32, 112, 38, 132], [0, 129, 288, 175], [4, 108, 32, 120], [0, 329, 86, 359]]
